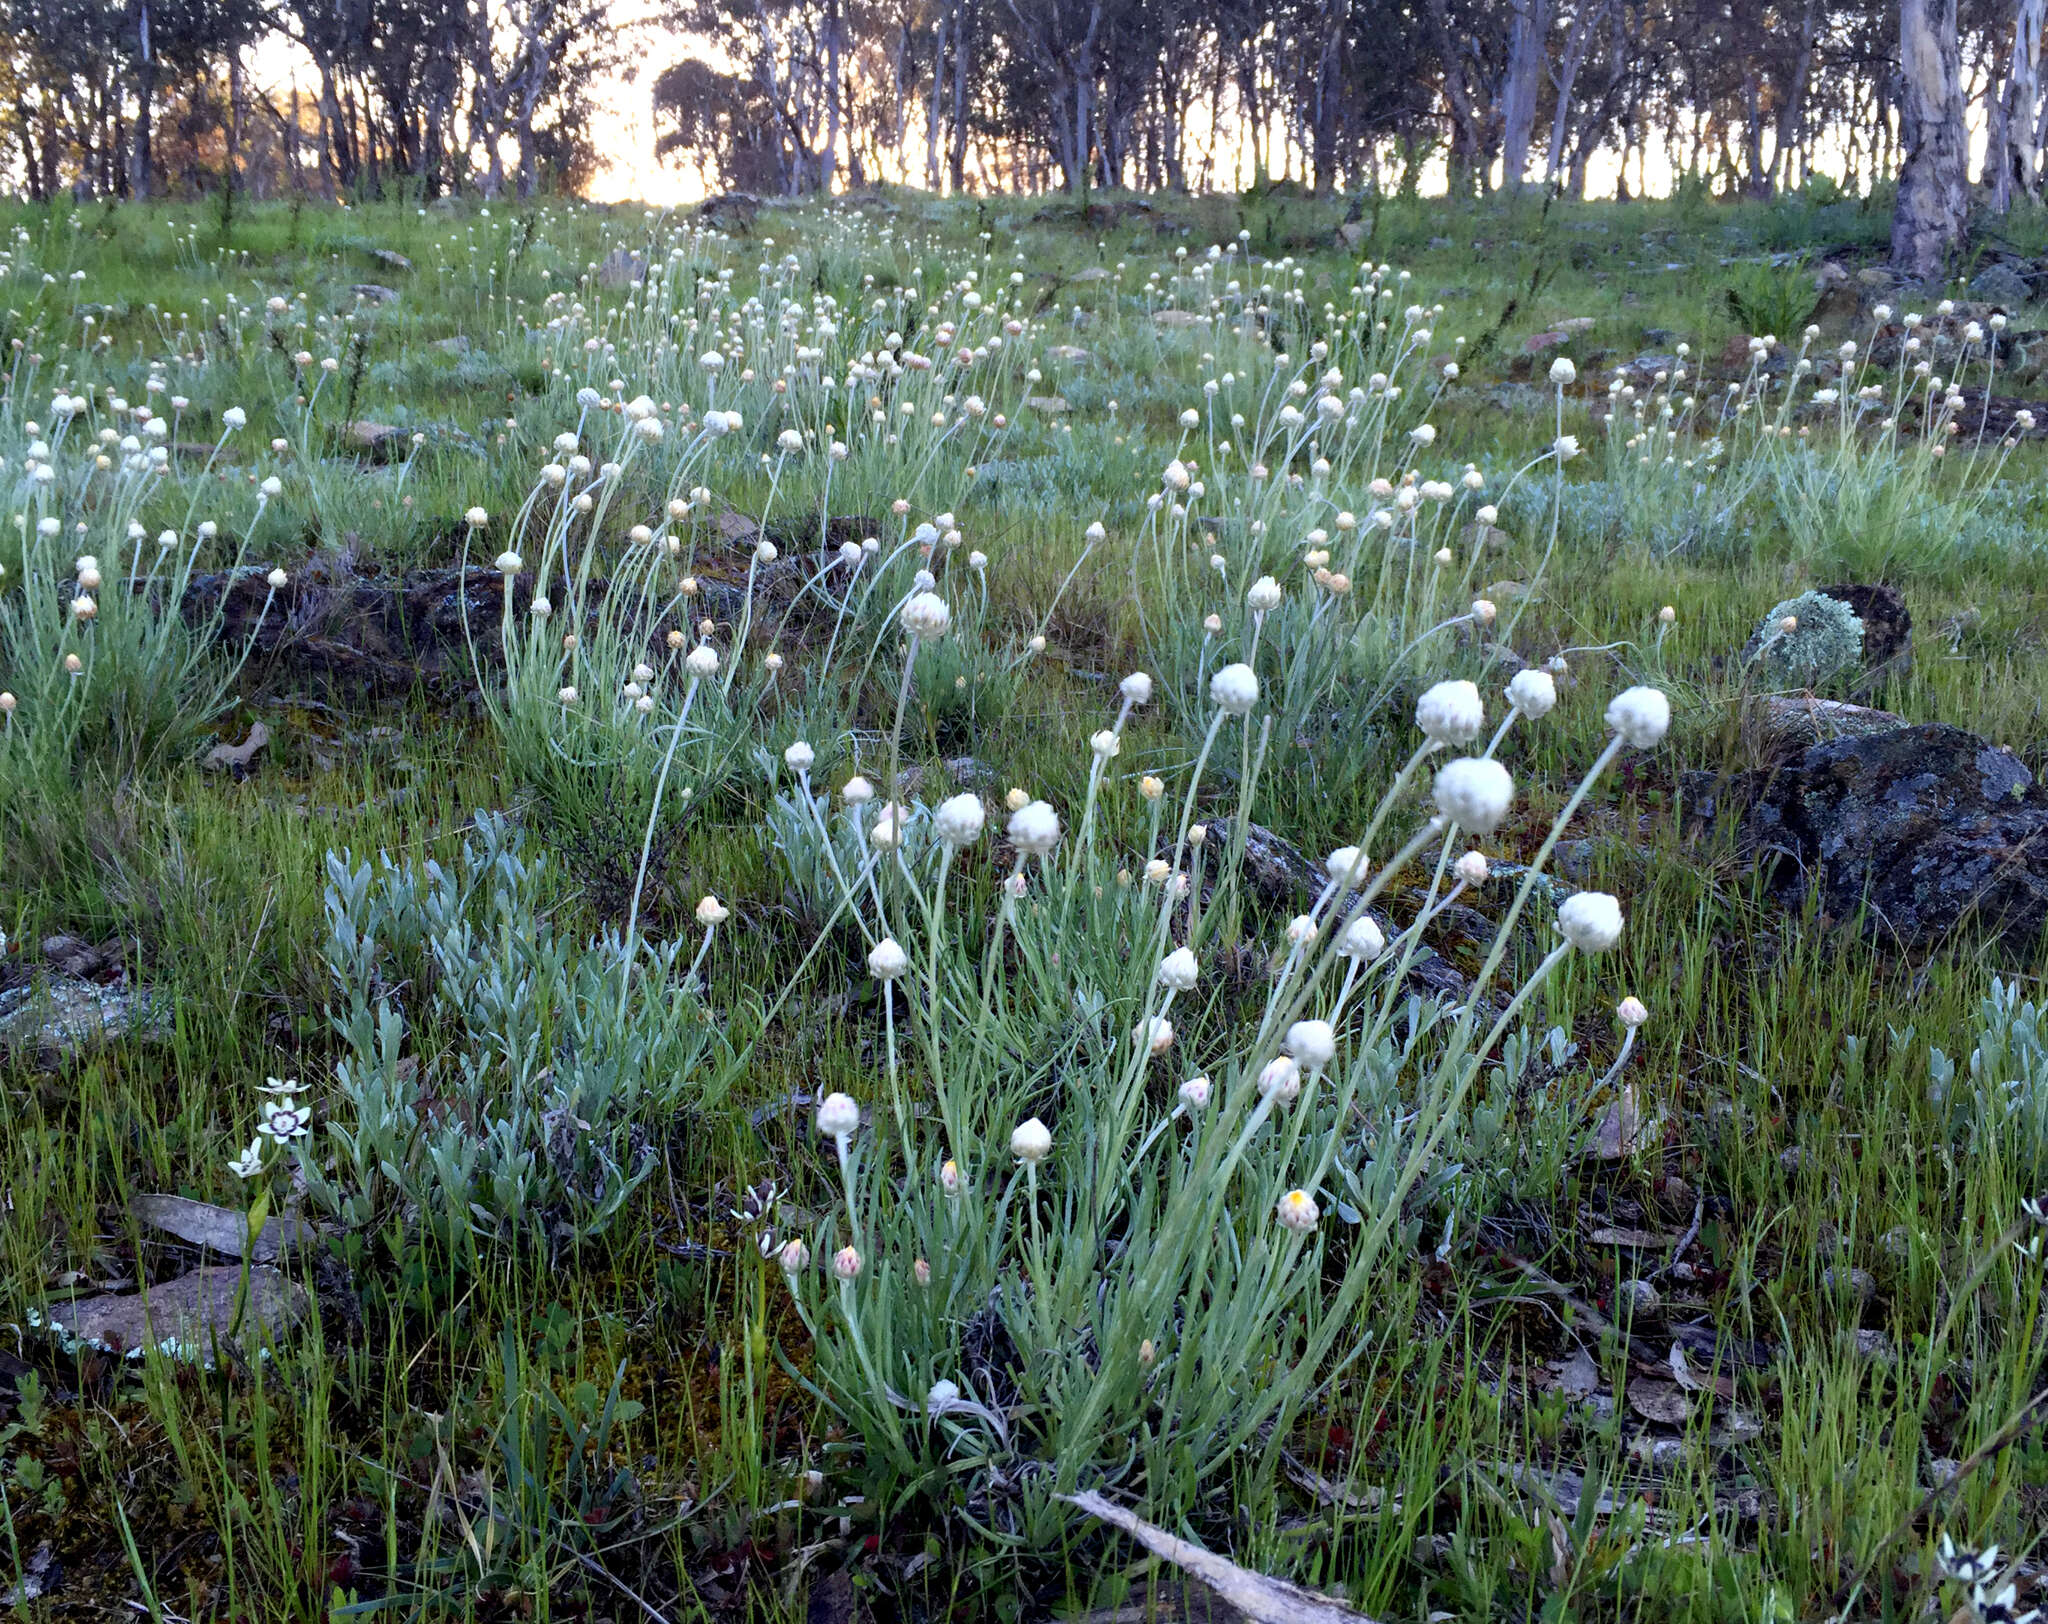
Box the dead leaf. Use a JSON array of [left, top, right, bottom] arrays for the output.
[[1283, 1453, 1394, 1514], [131, 1193, 317, 1263], [1626, 1380, 1693, 1426], [206, 720, 270, 771], [0, 1541, 55, 1605], [40, 1266, 308, 1360], [1592, 1086, 1644, 1160], [1071, 1579, 1248, 1623], [1590, 1226, 1675, 1248], [806, 1569, 861, 1624], [1063, 1490, 1379, 1624], [1667, 1343, 1737, 1401], [1554, 1348, 1602, 1398]]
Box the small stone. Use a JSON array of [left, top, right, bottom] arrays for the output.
[[598, 248, 647, 287], [944, 756, 998, 789], [37, 1266, 308, 1362], [1970, 262, 2033, 307], [348, 283, 399, 305], [0, 976, 165, 1064], [1821, 1265, 1877, 1305], [1619, 1278, 1663, 1318]]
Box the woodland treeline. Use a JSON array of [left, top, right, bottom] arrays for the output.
[[0, 0, 2030, 250]]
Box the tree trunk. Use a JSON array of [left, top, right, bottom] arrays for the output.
[[821, 0, 841, 192], [1892, 0, 1969, 281], [948, 0, 968, 192], [1497, 0, 1550, 189], [1996, 0, 2046, 208], [1309, 0, 1350, 192], [129, 0, 155, 199]]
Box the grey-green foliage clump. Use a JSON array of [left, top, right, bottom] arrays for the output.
[[306, 811, 729, 1249], [1744, 590, 1865, 684]]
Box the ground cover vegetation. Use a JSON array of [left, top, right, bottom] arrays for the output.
[[1, 183, 2048, 1623]]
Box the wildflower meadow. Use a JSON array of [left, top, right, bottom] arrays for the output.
[[2, 186, 2047, 1622]]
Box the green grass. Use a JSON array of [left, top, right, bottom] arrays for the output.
[[1, 185, 2046, 1622]]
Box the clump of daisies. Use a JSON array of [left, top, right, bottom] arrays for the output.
[[773, 646, 1669, 1539]]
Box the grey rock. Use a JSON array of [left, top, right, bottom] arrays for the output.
[[1618, 1278, 1663, 1318], [0, 975, 164, 1064], [1970, 261, 2035, 307], [348, 283, 400, 304], [1204, 818, 1322, 907], [1821, 1265, 1877, 1305], [131, 1194, 318, 1263], [36, 1266, 309, 1361], [368, 249, 413, 273], [598, 248, 647, 287], [1746, 695, 1905, 767], [944, 756, 999, 790], [1742, 723, 2048, 950], [696, 191, 762, 228]]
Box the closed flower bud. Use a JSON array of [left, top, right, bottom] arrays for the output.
[[1416, 679, 1484, 744], [934, 793, 985, 847], [1336, 914, 1384, 960], [1506, 669, 1557, 718], [1258, 1055, 1303, 1103], [1617, 996, 1650, 1028], [686, 644, 719, 677], [1246, 574, 1282, 612], [1133, 1015, 1175, 1054], [1605, 685, 1669, 747], [867, 937, 909, 979], [1120, 671, 1154, 705], [1011, 1116, 1052, 1163], [1433, 757, 1514, 833], [1558, 892, 1625, 952], [1158, 947, 1199, 990], [1284, 1019, 1336, 1071], [832, 1245, 862, 1279], [913, 1258, 933, 1286], [1325, 846, 1370, 888], [1209, 662, 1260, 716], [1276, 1189, 1320, 1232], [1179, 1076, 1211, 1109], [778, 1238, 810, 1274], [696, 895, 729, 925], [1455, 850, 1489, 885], [902, 591, 952, 639], [843, 775, 875, 805], [817, 1091, 861, 1139], [1007, 799, 1061, 855]]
